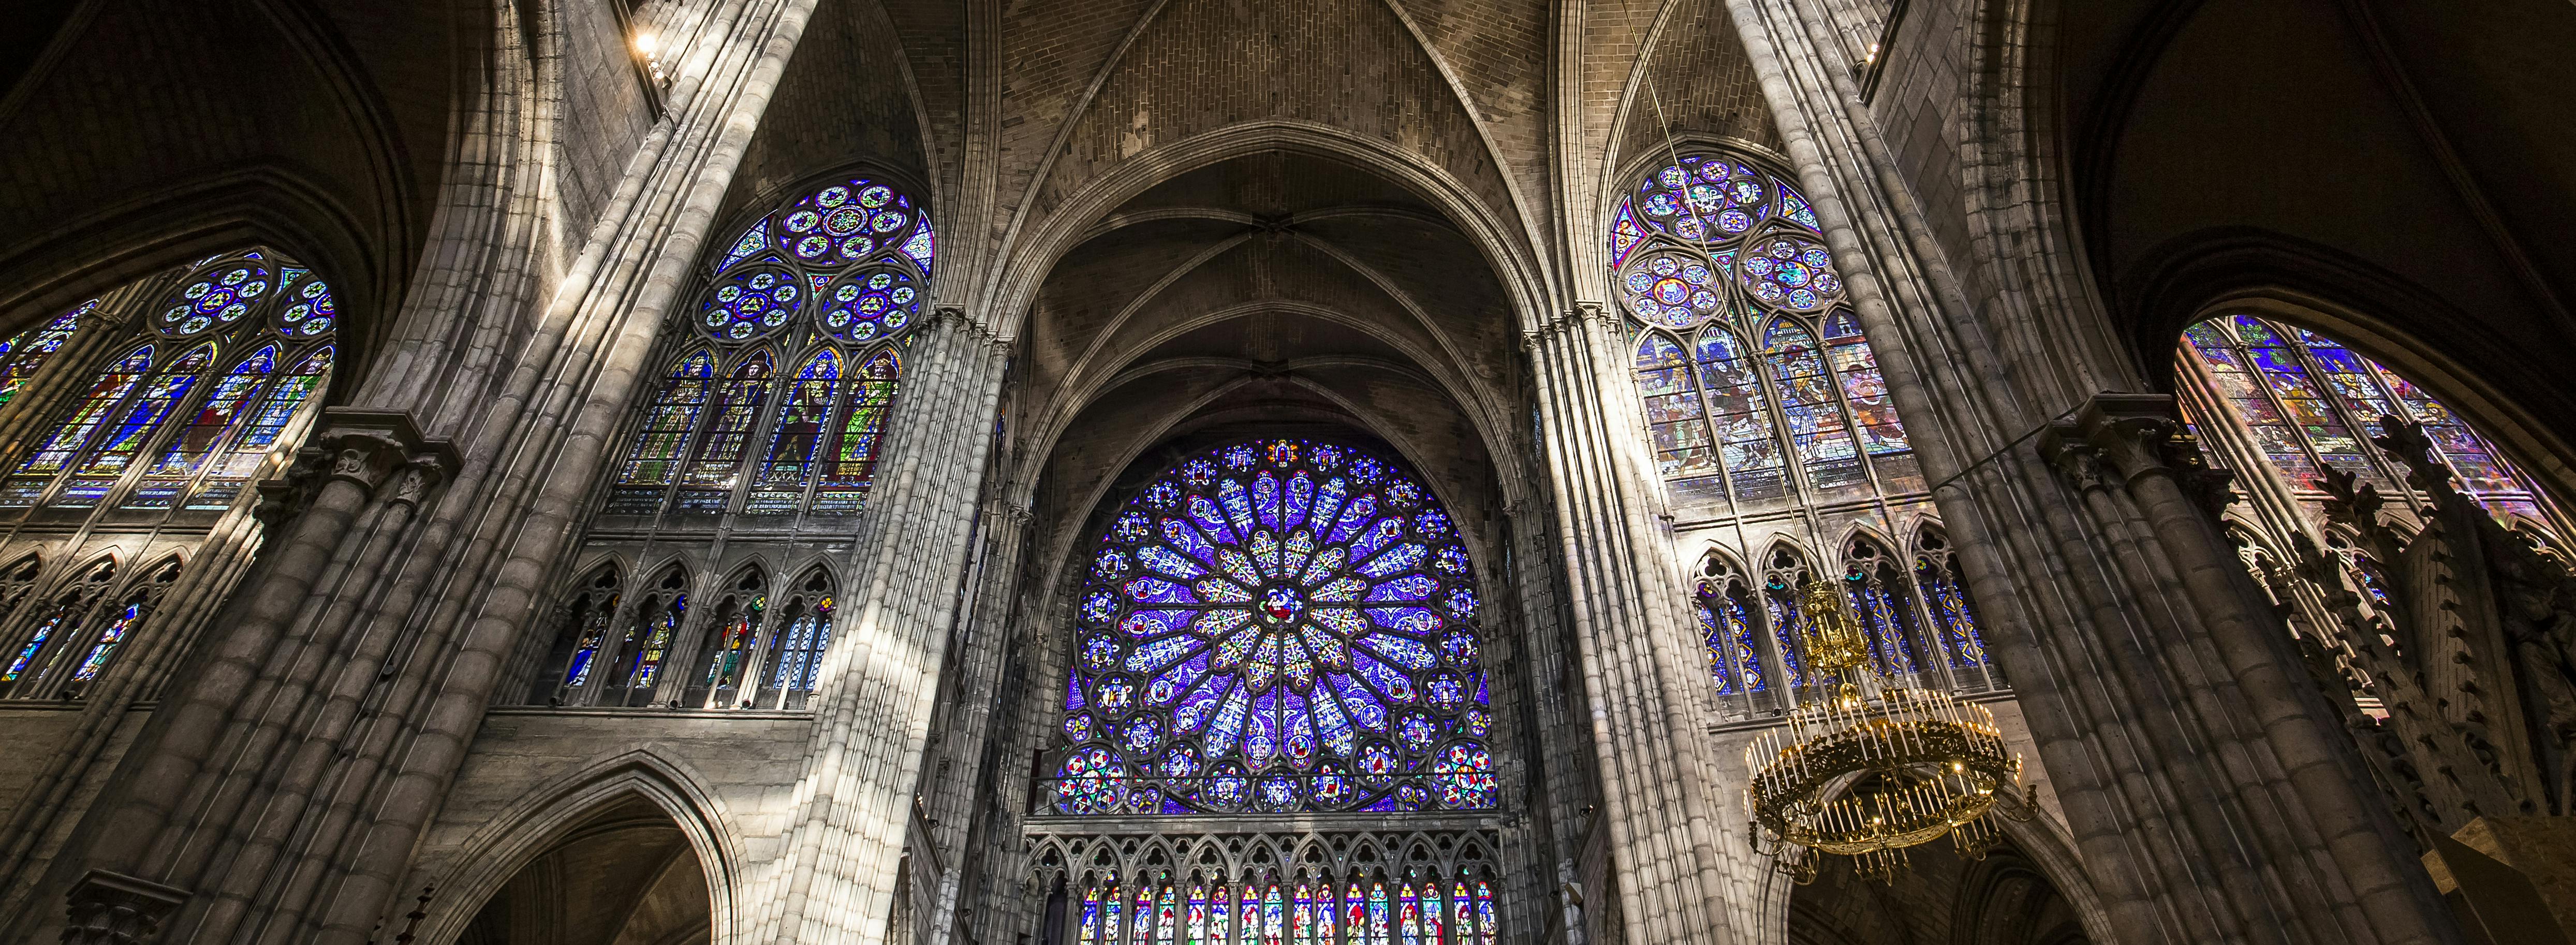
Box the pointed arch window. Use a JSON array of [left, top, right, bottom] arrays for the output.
[[0, 301, 94, 405], [1613, 150, 1921, 507], [687, 568, 767, 708], [2177, 315, 2559, 528], [0, 558, 117, 697], [603, 175, 930, 521], [1693, 555, 1767, 705], [536, 565, 624, 702], [1050, 439, 1497, 816], [763, 571, 835, 710], [1911, 529, 1999, 690], [601, 565, 688, 707], [1840, 537, 1925, 681], [0, 250, 336, 512]]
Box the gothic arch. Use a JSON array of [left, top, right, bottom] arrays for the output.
[[985, 122, 1549, 338], [409, 749, 743, 945]]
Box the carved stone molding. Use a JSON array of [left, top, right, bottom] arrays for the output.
[[60, 869, 188, 945], [2039, 393, 2236, 517], [251, 409, 461, 526]]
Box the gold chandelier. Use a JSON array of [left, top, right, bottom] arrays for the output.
[[1743, 580, 2033, 883]]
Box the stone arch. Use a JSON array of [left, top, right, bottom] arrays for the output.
[[986, 121, 1549, 337], [410, 749, 741, 945]]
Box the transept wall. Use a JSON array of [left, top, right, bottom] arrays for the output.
[[0, 2, 2569, 944]]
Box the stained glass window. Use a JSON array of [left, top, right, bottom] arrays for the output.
[[609, 351, 715, 513], [1694, 557, 1764, 699], [0, 250, 334, 513], [1910, 529, 1998, 690], [607, 176, 928, 520], [2178, 316, 2558, 527], [762, 571, 835, 710], [1760, 547, 1814, 690], [190, 346, 330, 509], [1611, 149, 1914, 505], [1841, 538, 1923, 680], [0, 558, 116, 697], [0, 302, 93, 406], [688, 569, 766, 708], [68, 561, 178, 684], [540, 566, 623, 700], [1053, 439, 1495, 815], [603, 566, 688, 707]]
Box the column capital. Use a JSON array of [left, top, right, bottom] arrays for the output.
[[61, 869, 189, 945], [2040, 393, 2235, 516], [254, 409, 460, 523]]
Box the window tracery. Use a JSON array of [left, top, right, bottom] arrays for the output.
[[1613, 149, 1921, 507], [1049, 439, 1497, 816], [2177, 315, 2558, 529], [0, 250, 336, 512], [603, 176, 928, 520], [0, 249, 337, 700], [1693, 531, 1997, 719]]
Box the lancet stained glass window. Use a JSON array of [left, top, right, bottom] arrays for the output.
[[0, 249, 335, 512], [2178, 315, 2556, 526], [0, 302, 93, 406], [606, 175, 928, 518], [1612, 149, 1921, 505], [1054, 439, 1497, 815]]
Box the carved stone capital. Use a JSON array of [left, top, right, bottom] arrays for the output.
[[2042, 394, 2236, 516], [252, 409, 460, 525], [61, 869, 188, 945]]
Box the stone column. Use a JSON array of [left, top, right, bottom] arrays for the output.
[[741, 308, 1010, 945], [1720, 0, 2459, 942], [24, 1, 829, 941], [1521, 304, 1758, 945]]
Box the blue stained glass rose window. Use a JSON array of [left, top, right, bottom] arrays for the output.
[[1054, 439, 1497, 815]]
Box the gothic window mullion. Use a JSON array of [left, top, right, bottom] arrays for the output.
[[100, 342, 261, 512], [2284, 330, 2423, 516]]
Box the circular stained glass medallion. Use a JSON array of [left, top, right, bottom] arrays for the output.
[[1055, 439, 1495, 815], [1620, 250, 1727, 329], [1739, 237, 1842, 311], [699, 265, 803, 342], [817, 268, 919, 343], [1632, 155, 1770, 244], [159, 260, 276, 337]]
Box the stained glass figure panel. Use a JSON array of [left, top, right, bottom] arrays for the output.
[[4, 345, 151, 505], [2180, 315, 2554, 528], [190, 346, 329, 510], [126, 345, 273, 510], [1054, 439, 1495, 815], [746, 351, 841, 514], [1761, 321, 1863, 490], [0, 302, 92, 406], [814, 348, 899, 514]]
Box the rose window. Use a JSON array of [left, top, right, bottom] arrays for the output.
[[1053, 439, 1498, 816]]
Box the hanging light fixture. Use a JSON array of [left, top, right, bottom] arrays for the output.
[[1743, 580, 2034, 883]]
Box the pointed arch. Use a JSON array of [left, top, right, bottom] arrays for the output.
[[760, 566, 837, 710], [1839, 534, 1926, 681], [1758, 544, 1817, 691], [609, 347, 719, 514], [598, 562, 691, 707], [537, 561, 628, 703], [1911, 525, 2000, 690], [1691, 549, 1769, 713], [3, 343, 152, 505], [0, 300, 93, 406], [65, 555, 183, 685], [816, 345, 900, 514], [675, 351, 776, 513], [0, 554, 119, 696], [2177, 313, 2562, 530], [127, 342, 276, 508], [1760, 317, 1863, 491], [687, 564, 771, 708]]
